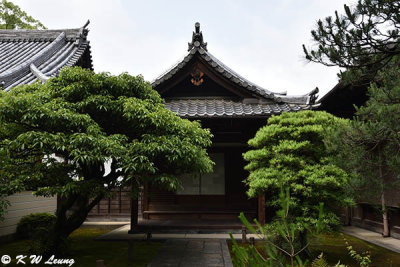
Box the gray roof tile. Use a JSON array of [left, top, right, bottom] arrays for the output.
[[0, 22, 92, 91], [165, 99, 311, 118]]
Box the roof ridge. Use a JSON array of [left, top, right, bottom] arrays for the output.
[[0, 24, 89, 42]]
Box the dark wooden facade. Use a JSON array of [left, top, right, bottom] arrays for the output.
[[88, 187, 138, 219], [143, 121, 262, 222]]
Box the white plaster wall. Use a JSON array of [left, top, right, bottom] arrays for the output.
[[0, 191, 56, 237]]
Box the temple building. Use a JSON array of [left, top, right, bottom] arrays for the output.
[[1, 21, 398, 238], [109, 22, 319, 230]]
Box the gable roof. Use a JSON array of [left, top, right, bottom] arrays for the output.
[[0, 21, 93, 91], [152, 22, 319, 106]]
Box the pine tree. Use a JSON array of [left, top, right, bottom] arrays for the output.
[[243, 111, 350, 249], [325, 67, 400, 237], [303, 0, 400, 83]]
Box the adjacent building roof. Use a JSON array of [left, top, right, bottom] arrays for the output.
[[0, 21, 93, 91], [152, 22, 318, 118], [317, 80, 369, 118]]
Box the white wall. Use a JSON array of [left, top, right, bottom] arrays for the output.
[[0, 191, 57, 237]]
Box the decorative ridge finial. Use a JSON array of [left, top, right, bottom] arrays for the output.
[[83, 19, 90, 29], [188, 22, 207, 51]]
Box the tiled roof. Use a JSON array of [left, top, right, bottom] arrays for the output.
[[165, 99, 311, 118], [152, 23, 318, 105], [0, 21, 92, 91]]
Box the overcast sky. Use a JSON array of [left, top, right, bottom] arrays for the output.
[[13, 0, 353, 98]]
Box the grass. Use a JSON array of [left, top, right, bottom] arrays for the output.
[[228, 232, 400, 267], [0, 225, 163, 267]]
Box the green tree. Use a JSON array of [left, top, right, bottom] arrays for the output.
[[325, 67, 400, 237], [303, 0, 400, 83], [303, 0, 400, 237], [0, 0, 45, 29], [230, 188, 371, 267], [231, 189, 325, 267], [0, 67, 213, 254], [243, 111, 350, 247], [0, 0, 45, 217]]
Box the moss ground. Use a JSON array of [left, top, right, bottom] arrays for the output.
[[228, 232, 400, 267], [0, 225, 162, 267], [309, 232, 400, 267]]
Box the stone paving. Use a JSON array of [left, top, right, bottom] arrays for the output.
[[342, 226, 400, 254], [96, 224, 260, 241], [148, 239, 233, 267]]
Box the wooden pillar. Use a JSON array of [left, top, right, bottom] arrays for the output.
[[129, 183, 139, 234], [258, 194, 266, 225], [345, 207, 351, 226]]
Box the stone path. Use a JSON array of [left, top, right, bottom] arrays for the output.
[[96, 225, 260, 241], [342, 226, 400, 254], [148, 239, 233, 267]]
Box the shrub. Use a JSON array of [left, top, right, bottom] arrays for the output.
[[16, 212, 56, 239]]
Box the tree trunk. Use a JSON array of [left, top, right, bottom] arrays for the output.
[[381, 191, 390, 237], [39, 193, 104, 256], [378, 155, 390, 238], [129, 194, 139, 233], [258, 194, 266, 225]]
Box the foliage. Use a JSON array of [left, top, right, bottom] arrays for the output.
[[0, 195, 8, 222], [325, 67, 400, 236], [243, 111, 350, 231], [0, 67, 213, 254], [16, 212, 56, 239], [0, 0, 45, 29], [231, 188, 326, 267], [0, 0, 46, 218], [303, 0, 400, 237], [346, 244, 372, 267], [311, 253, 332, 267], [311, 253, 346, 267], [311, 242, 371, 267], [303, 0, 400, 82], [230, 189, 371, 267]]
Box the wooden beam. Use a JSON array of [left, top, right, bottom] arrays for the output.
[[258, 194, 266, 225]]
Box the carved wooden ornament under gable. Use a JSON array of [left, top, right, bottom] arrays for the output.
[[190, 67, 204, 86]]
